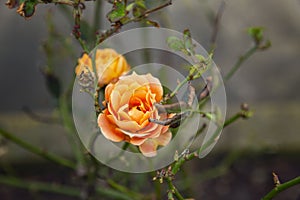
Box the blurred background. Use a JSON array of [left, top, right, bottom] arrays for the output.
[[0, 0, 300, 199]]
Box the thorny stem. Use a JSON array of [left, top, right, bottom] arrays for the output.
[[59, 85, 87, 172], [93, 0, 102, 34], [0, 128, 76, 170], [169, 77, 190, 99], [22, 106, 60, 124], [224, 109, 252, 127], [78, 37, 90, 53], [94, 86, 101, 116], [0, 175, 82, 197], [165, 108, 253, 194], [225, 45, 258, 80], [0, 175, 134, 200], [152, 171, 162, 199], [166, 178, 185, 200], [96, 0, 172, 45], [209, 0, 226, 55], [107, 179, 145, 200], [38, 0, 74, 6], [143, 0, 172, 16], [261, 176, 300, 200]]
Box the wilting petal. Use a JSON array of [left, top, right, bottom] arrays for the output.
[[75, 48, 130, 87]]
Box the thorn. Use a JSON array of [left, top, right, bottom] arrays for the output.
[[272, 172, 281, 187]]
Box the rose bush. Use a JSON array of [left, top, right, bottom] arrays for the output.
[[98, 72, 173, 157], [75, 48, 130, 87]]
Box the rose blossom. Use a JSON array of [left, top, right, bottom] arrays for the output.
[[75, 48, 130, 87], [98, 72, 173, 157]]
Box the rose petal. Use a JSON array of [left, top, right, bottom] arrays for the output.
[[98, 112, 125, 142], [105, 84, 115, 102], [154, 130, 172, 146], [139, 139, 158, 157], [139, 130, 172, 157], [130, 137, 147, 145]]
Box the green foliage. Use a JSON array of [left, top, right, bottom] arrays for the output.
[[6, 0, 38, 19], [3, 1, 293, 200], [166, 36, 185, 52], [247, 26, 272, 50], [248, 27, 264, 44], [107, 1, 127, 23], [183, 29, 195, 56]]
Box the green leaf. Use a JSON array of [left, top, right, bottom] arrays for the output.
[[183, 29, 195, 56], [247, 27, 264, 44], [167, 36, 185, 52], [119, 16, 131, 24], [135, 0, 147, 9], [132, 5, 146, 18], [260, 40, 272, 50], [195, 54, 206, 62], [107, 1, 127, 23], [145, 20, 160, 28], [126, 3, 135, 11], [16, 0, 37, 19]]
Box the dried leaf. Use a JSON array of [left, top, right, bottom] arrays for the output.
[[5, 0, 19, 9]]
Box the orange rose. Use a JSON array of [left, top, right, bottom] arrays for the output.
[[98, 72, 173, 157], [75, 48, 130, 87]]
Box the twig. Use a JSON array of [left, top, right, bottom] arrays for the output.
[[94, 86, 101, 116], [38, 0, 74, 6], [107, 179, 145, 200], [0, 128, 76, 170], [169, 77, 190, 100], [261, 176, 300, 200], [143, 0, 172, 16], [0, 175, 81, 197], [96, 0, 172, 45], [210, 0, 226, 54], [0, 175, 134, 200], [22, 106, 61, 124], [225, 45, 258, 80], [166, 178, 185, 200], [59, 92, 87, 172], [93, 0, 102, 34]]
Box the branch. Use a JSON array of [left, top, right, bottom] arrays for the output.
[[22, 106, 61, 124], [0, 128, 76, 170], [166, 178, 185, 200], [107, 179, 146, 200], [209, 0, 226, 54], [59, 91, 87, 173], [261, 176, 300, 200], [0, 175, 81, 197], [0, 175, 134, 200], [225, 45, 258, 80]]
